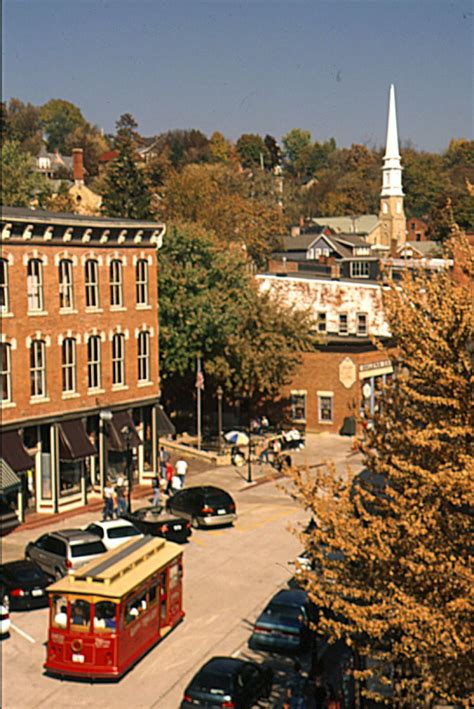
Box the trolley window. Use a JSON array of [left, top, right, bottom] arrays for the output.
[[70, 598, 91, 631], [125, 590, 148, 625], [52, 595, 68, 629], [93, 601, 117, 633]]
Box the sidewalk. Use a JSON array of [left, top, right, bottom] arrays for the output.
[[6, 433, 362, 537]]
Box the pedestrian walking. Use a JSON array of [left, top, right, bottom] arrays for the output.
[[171, 472, 182, 495], [159, 446, 170, 480], [165, 461, 174, 495], [102, 481, 115, 521], [115, 474, 128, 516], [151, 474, 161, 507], [175, 456, 188, 487]]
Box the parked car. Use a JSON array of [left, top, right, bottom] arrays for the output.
[[248, 589, 315, 655], [84, 519, 143, 551], [122, 506, 192, 544], [181, 656, 273, 708], [167, 486, 237, 529], [25, 529, 107, 580], [0, 560, 50, 610]]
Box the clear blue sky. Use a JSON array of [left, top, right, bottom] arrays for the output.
[[3, 0, 473, 152]]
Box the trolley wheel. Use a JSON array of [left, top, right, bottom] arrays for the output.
[[191, 517, 200, 529]]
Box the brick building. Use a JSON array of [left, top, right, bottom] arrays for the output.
[[0, 207, 172, 520], [257, 272, 394, 434]]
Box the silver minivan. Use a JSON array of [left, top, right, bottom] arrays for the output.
[[25, 529, 107, 580]]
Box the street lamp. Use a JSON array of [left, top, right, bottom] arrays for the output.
[[120, 424, 133, 513], [216, 386, 223, 455]]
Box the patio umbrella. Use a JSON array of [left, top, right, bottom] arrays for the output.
[[224, 431, 249, 446]]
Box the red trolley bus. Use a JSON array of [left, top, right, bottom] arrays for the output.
[[44, 536, 184, 679]]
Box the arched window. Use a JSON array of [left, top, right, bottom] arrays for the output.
[[0, 259, 9, 312], [110, 260, 123, 307], [112, 334, 125, 386], [62, 338, 76, 393], [137, 331, 150, 383], [27, 259, 44, 312], [0, 343, 12, 402], [85, 259, 100, 309], [30, 340, 46, 398], [87, 336, 101, 390], [59, 259, 74, 310], [136, 259, 149, 306]]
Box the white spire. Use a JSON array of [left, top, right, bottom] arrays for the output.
[[381, 84, 403, 197], [384, 84, 400, 159]]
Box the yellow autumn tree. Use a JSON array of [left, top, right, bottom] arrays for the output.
[[290, 229, 473, 706]]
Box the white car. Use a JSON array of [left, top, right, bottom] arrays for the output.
[[0, 602, 10, 638], [84, 520, 143, 551]]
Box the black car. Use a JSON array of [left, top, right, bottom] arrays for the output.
[[167, 486, 237, 529], [248, 588, 315, 655], [181, 656, 272, 708], [122, 505, 192, 544], [0, 560, 51, 610]]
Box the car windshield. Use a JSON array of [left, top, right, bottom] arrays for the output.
[[205, 494, 232, 508], [266, 603, 303, 619], [108, 526, 140, 539], [70, 541, 106, 557], [192, 671, 232, 693]]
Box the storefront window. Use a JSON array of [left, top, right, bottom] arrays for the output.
[[59, 460, 82, 497]]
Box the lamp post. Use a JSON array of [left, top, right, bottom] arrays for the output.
[[216, 386, 223, 455], [120, 425, 133, 513], [247, 406, 252, 484]]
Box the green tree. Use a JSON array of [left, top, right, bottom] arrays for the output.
[[39, 98, 86, 152], [64, 122, 109, 178], [2, 98, 43, 154], [402, 149, 445, 219], [156, 129, 210, 169], [282, 129, 312, 170], [1, 140, 50, 207], [101, 134, 151, 219], [159, 222, 316, 411], [290, 231, 473, 706], [236, 133, 270, 169], [264, 134, 282, 169]]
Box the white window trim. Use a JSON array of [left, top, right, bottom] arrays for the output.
[[317, 391, 334, 424], [112, 333, 125, 386], [87, 335, 102, 391], [30, 339, 47, 399], [61, 337, 77, 394], [58, 259, 75, 311], [27, 258, 44, 313], [0, 342, 12, 404], [290, 390, 307, 422], [137, 331, 151, 383]]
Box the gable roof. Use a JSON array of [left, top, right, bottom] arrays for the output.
[[310, 215, 379, 235]]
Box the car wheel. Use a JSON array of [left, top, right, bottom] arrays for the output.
[[191, 517, 200, 529], [2, 595, 9, 613], [54, 568, 63, 581], [25, 550, 31, 561]]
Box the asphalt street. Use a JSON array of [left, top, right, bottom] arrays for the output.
[[1, 434, 362, 709]]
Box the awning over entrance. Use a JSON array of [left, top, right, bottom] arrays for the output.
[[156, 406, 176, 436], [108, 412, 142, 452], [0, 458, 22, 497], [59, 420, 97, 461], [0, 431, 34, 472]]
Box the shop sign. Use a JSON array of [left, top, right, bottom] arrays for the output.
[[339, 357, 356, 389]]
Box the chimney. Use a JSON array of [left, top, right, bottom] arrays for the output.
[[73, 148, 85, 185]]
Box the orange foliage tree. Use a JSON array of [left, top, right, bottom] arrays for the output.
[[289, 230, 473, 706]]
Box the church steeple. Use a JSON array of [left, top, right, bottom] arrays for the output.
[[381, 84, 403, 197], [379, 84, 406, 246]]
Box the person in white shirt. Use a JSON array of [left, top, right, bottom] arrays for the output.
[[175, 457, 188, 487]]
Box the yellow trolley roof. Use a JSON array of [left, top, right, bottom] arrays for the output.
[[47, 536, 182, 599]]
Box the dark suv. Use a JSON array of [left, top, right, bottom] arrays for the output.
[[167, 486, 237, 528], [25, 529, 107, 580]]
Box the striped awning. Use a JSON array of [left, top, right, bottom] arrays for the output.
[[0, 458, 22, 497]]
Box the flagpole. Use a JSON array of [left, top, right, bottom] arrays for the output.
[[197, 357, 202, 450]]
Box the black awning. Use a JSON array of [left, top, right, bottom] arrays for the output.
[[156, 406, 176, 436], [108, 412, 142, 452], [0, 458, 22, 497], [0, 431, 34, 472], [59, 420, 97, 461]]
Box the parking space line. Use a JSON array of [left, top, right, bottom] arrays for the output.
[[10, 623, 36, 643]]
